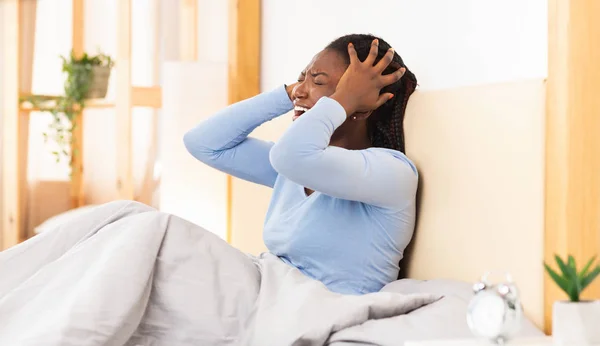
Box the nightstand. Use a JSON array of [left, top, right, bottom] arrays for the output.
[[405, 337, 553, 346]]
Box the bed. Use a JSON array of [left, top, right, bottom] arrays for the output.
[[16, 78, 547, 345]]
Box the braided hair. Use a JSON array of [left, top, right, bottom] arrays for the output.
[[325, 34, 417, 153]]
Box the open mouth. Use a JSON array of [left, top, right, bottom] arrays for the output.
[[293, 106, 310, 120]]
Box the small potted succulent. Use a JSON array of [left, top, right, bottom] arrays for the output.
[[544, 254, 600, 344]]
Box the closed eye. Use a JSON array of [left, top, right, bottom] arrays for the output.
[[311, 72, 328, 85]]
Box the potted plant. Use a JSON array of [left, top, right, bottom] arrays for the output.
[[544, 254, 600, 344], [23, 51, 114, 168]]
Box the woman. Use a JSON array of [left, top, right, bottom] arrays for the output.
[[184, 33, 418, 295]]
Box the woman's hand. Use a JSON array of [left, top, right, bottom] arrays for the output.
[[330, 39, 406, 116]]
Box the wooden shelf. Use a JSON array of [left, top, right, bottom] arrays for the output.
[[19, 95, 115, 111], [19, 86, 162, 112]]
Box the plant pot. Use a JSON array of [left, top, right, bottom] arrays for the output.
[[85, 65, 111, 99], [552, 300, 600, 345]]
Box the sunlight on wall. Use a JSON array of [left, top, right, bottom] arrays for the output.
[[160, 62, 228, 239]]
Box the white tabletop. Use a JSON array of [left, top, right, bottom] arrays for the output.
[[405, 337, 553, 346]]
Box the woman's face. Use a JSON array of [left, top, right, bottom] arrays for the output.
[[291, 49, 348, 120]]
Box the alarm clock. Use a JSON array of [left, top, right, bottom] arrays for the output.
[[466, 272, 523, 344]]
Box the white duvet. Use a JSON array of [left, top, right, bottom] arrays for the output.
[[0, 200, 442, 346]]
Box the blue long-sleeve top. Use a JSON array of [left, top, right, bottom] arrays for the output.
[[183, 85, 418, 294]]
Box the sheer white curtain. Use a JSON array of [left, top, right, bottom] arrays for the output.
[[29, 0, 73, 182], [26, 0, 160, 233], [82, 0, 158, 206]]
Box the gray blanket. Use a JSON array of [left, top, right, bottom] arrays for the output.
[[0, 201, 439, 346]]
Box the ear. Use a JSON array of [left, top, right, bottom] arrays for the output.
[[350, 110, 373, 121]]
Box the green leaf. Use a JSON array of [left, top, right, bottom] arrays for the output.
[[545, 263, 573, 297], [568, 255, 577, 271], [581, 266, 600, 292], [568, 255, 583, 297], [555, 255, 579, 301], [556, 255, 577, 280], [580, 256, 597, 278]]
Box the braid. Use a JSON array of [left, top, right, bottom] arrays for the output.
[[325, 34, 417, 153]]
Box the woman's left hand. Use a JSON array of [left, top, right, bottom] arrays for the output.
[[286, 82, 299, 101], [330, 39, 405, 116]]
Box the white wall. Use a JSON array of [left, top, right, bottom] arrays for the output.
[[261, 0, 547, 91]]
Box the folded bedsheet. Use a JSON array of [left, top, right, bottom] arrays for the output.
[[0, 200, 441, 346]]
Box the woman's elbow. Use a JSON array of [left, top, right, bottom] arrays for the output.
[[183, 129, 213, 162], [182, 130, 197, 155]]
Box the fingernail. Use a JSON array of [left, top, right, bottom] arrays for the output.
[[390, 48, 395, 54], [389, 94, 394, 100], [373, 39, 379, 45]]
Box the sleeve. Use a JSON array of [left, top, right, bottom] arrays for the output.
[[268, 96, 418, 210], [183, 85, 293, 188]]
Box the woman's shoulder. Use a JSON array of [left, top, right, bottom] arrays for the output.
[[364, 147, 419, 178]]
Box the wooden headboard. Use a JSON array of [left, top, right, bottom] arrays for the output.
[[402, 79, 546, 328]]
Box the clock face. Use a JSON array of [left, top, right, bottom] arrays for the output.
[[467, 291, 507, 338]]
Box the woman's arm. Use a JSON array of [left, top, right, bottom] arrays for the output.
[[183, 86, 293, 188], [269, 96, 418, 210]]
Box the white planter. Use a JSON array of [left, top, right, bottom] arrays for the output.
[[553, 300, 600, 345]]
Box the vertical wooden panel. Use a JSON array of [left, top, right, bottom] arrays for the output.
[[227, 0, 261, 105], [180, 0, 198, 61], [18, 0, 36, 238], [70, 0, 85, 208], [72, 0, 84, 57], [1, 0, 21, 249], [545, 0, 600, 333], [116, 0, 134, 200], [227, 0, 261, 244]]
